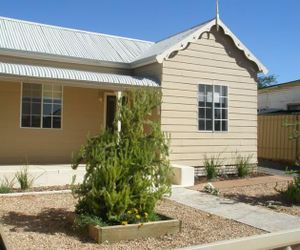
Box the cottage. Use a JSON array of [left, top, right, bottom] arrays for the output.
[[0, 16, 267, 176], [258, 80, 300, 114]]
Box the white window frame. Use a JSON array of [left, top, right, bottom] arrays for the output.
[[197, 83, 229, 133], [20, 82, 64, 130]]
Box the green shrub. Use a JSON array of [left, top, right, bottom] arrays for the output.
[[236, 154, 252, 178], [15, 166, 34, 190], [0, 177, 14, 193], [281, 173, 300, 204], [203, 183, 219, 196], [72, 89, 172, 226], [204, 155, 221, 180]]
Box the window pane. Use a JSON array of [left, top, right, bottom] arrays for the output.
[[199, 85, 205, 95], [43, 116, 52, 128], [32, 103, 41, 115], [198, 101, 205, 107], [52, 117, 61, 129], [31, 115, 41, 127], [32, 90, 42, 98], [199, 108, 205, 119], [206, 108, 212, 119], [206, 120, 212, 131], [52, 85, 62, 92], [43, 98, 52, 104], [222, 109, 228, 119], [222, 86, 228, 97], [53, 99, 61, 105], [53, 104, 61, 116], [222, 121, 228, 131], [206, 85, 213, 103], [53, 92, 62, 99], [32, 97, 41, 103], [22, 102, 30, 115], [221, 97, 228, 108], [213, 86, 219, 104], [43, 91, 52, 99], [22, 97, 31, 102], [215, 108, 221, 119], [215, 120, 221, 131], [198, 120, 205, 130], [43, 104, 52, 116], [43, 84, 52, 91], [21, 115, 30, 127]]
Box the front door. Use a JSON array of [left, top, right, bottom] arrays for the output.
[[105, 95, 117, 130]]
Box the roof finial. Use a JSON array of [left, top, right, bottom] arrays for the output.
[[216, 0, 220, 31]]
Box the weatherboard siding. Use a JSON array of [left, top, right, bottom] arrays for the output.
[[161, 30, 258, 166]]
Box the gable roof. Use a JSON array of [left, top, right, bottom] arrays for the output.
[[134, 18, 268, 73], [0, 16, 267, 73]]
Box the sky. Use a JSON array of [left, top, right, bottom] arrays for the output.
[[0, 0, 299, 83]]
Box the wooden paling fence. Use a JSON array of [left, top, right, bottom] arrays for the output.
[[258, 114, 300, 163]]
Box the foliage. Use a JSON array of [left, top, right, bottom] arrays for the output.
[[204, 155, 222, 180], [235, 154, 252, 177], [119, 208, 150, 225], [72, 89, 172, 226], [74, 213, 108, 228], [0, 177, 14, 193], [282, 175, 300, 204], [279, 118, 300, 203], [15, 166, 35, 190], [203, 183, 219, 196], [257, 74, 277, 89]]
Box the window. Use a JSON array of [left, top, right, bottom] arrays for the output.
[[287, 104, 300, 111], [21, 83, 63, 129], [198, 84, 228, 132]]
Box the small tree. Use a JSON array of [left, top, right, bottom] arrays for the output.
[[257, 74, 277, 89], [72, 88, 171, 225], [279, 119, 300, 203]]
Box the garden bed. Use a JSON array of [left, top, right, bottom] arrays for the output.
[[193, 177, 300, 217], [0, 193, 264, 249], [194, 172, 269, 185]]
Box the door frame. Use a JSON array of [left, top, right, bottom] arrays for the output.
[[103, 92, 117, 130]]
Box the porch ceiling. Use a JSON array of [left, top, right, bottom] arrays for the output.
[[0, 61, 159, 87]]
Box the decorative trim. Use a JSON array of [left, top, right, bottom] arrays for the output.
[[155, 18, 268, 74]]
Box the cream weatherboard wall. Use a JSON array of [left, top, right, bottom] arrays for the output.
[[161, 28, 259, 166], [0, 81, 104, 164]]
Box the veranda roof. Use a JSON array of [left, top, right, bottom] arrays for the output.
[[0, 62, 159, 87]]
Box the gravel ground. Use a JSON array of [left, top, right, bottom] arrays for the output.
[[0, 193, 264, 250], [193, 181, 300, 217]]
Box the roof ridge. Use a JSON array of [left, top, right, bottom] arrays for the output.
[[0, 15, 154, 44]]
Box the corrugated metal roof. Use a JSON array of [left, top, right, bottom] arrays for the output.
[[0, 16, 267, 73], [134, 21, 210, 63], [0, 62, 159, 87], [0, 16, 153, 64]]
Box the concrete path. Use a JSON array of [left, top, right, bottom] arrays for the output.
[[169, 187, 300, 232]]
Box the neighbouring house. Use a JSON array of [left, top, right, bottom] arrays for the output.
[[258, 80, 300, 114], [0, 16, 267, 175], [258, 80, 300, 164]]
